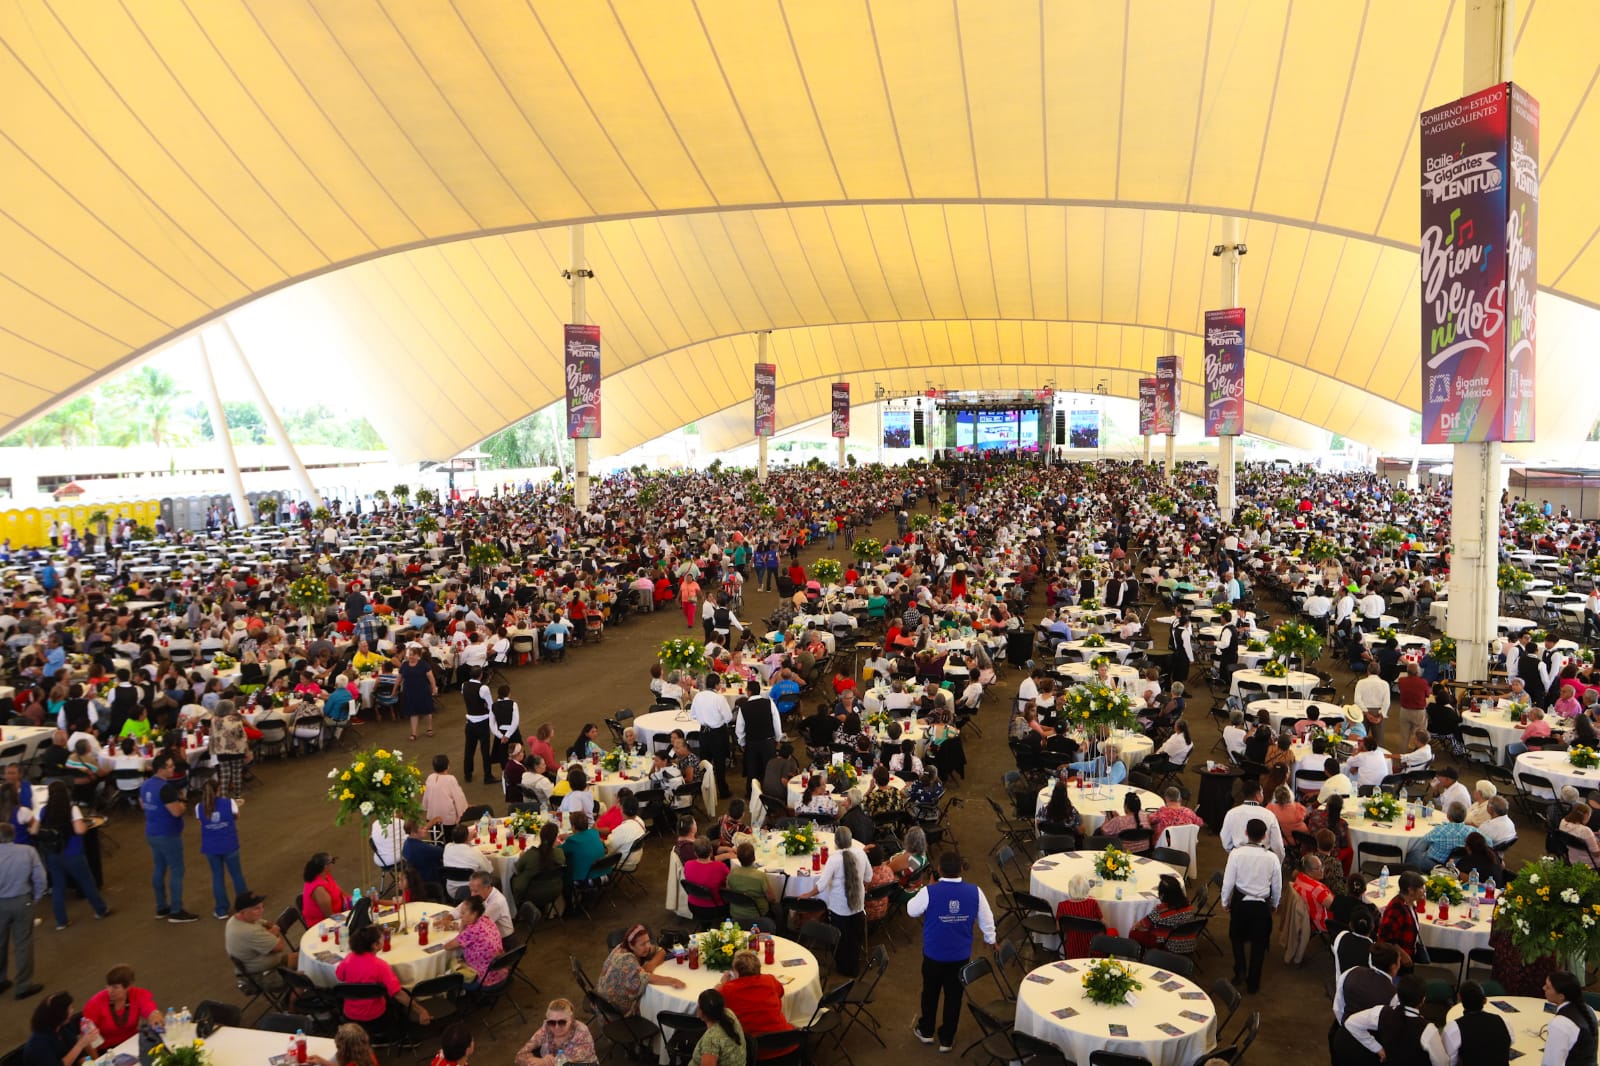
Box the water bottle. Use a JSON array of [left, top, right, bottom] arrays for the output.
[[1379, 866, 1391, 894], [286, 1037, 297, 1065], [295, 1030, 307, 1064], [477, 811, 491, 843], [555, 1052, 567, 1066], [164, 1009, 175, 1035], [1469, 869, 1480, 897], [1484, 876, 1497, 901]]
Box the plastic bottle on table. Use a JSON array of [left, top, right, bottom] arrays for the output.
[[1378, 866, 1390, 895], [295, 1029, 307, 1064]]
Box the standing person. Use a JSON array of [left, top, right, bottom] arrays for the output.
[[207, 699, 251, 799], [141, 752, 197, 923], [799, 825, 871, 977], [679, 574, 701, 631], [0, 823, 46, 998], [735, 680, 781, 786], [691, 673, 733, 799], [1343, 975, 1448, 1065], [424, 755, 470, 837], [1541, 969, 1598, 1065], [1396, 662, 1431, 741], [460, 667, 494, 785], [487, 684, 522, 783], [398, 643, 438, 742], [34, 780, 110, 929], [907, 851, 996, 1052], [195, 779, 248, 921], [1219, 817, 1281, 994], [1354, 663, 1391, 748]]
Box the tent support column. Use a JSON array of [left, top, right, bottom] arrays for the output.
[[757, 331, 770, 483], [1216, 217, 1242, 522], [219, 323, 320, 510], [196, 335, 253, 527], [570, 224, 591, 512]]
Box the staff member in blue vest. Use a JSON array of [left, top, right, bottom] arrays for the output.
[[906, 851, 996, 1052]]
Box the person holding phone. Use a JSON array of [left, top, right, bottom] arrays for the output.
[[513, 998, 596, 1066]]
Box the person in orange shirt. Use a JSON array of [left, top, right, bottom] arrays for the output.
[[678, 576, 700, 630]]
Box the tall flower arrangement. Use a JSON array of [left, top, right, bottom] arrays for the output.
[[659, 638, 709, 675], [1060, 682, 1138, 731], [851, 538, 883, 563], [326, 747, 425, 826], [1266, 621, 1323, 665], [1496, 857, 1600, 967], [810, 558, 844, 585], [287, 574, 329, 611]]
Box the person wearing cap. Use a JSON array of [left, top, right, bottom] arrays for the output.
[[224, 892, 297, 988], [1430, 766, 1471, 814], [596, 925, 686, 1017]]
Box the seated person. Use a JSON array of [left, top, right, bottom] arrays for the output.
[[682, 837, 729, 908]]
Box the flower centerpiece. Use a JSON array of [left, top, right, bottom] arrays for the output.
[[600, 747, 628, 773], [1080, 958, 1143, 1007], [1061, 682, 1138, 732], [863, 711, 891, 733], [326, 747, 425, 827], [1570, 746, 1600, 770], [780, 821, 817, 856], [1149, 496, 1176, 516], [1304, 537, 1342, 563], [1430, 636, 1457, 663], [1582, 649, 1596, 666], [909, 513, 932, 532], [1373, 525, 1406, 550], [287, 574, 329, 611], [827, 763, 859, 792], [1529, 629, 1550, 646], [1081, 633, 1107, 649], [851, 538, 883, 563], [697, 921, 752, 970], [150, 1041, 208, 1066], [1089, 655, 1112, 670], [659, 637, 709, 675], [1553, 584, 1570, 597], [1235, 506, 1263, 528], [810, 558, 844, 585], [1259, 659, 1289, 679], [210, 652, 236, 671], [1362, 792, 1403, 823], [506, 808, 545, 838], [1245, 639, 1267, 653], [1267, 621, 1324, 666], [1375, 627, 1398, 642], [1094, 844, 1133, 881], [1423, 874, 1465, 904], [467, 543, 503, 570], [1495, 857, 1600, 971], [1498, 563, 1532, 593]]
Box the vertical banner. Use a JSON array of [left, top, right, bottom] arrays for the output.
[[830, 382, 850, 438], [1418, 82, 1538, 443], [1153, 355, 1180, 435], [1137, 377, 1158, 435], [753, 363, 776, 438], [1203, 308, 1247, 437], [563, 324, 602, 439]]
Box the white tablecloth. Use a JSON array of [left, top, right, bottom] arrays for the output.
[[1057, 640, 1134, 663], [1514, 748, 1600, 795], [1365, 881, 1495, 953], [1035, 781, 1162, 836], [1462, 706, 1571, 765], [1045, 729, 1155, 771], [1250, 698, 1344, 734], [561, 757, 652, 808], [296, 901, 456, 988], [785, 772, 906, 811], [112, 1027, 335, 1066], [1056, 662, 1147, 699], [1029, 851, 1169, 935], [640, 936, 821, 1063], [0, 724, 54, 764], [633, 710, 701, 750], [1344, 804, 1443, 858], [1015, 959, 1216, 1066], [1443, 998, 1552, 1060], [1230, 669, 1319, 698], [1360, 631, 1430, 651]]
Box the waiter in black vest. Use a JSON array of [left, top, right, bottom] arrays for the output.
[[1343, 974, 1446, 1065], [1330, 941, 1401, 1064], [1440, 981, 1513, 1066], [1543, 970, 1599, 1066], [734, 680, 780, 786], [487, 684, 523, 784], [461, 667, 494, 784]]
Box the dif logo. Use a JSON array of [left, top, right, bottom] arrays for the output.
[[1438, 412, 1461, 433]]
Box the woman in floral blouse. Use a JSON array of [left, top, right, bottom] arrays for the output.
[[513, 998, 597, 1066], [441, 895, 506, 990]]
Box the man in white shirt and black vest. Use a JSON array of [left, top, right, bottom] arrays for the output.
[[734, 680, 780, 785], [1220, 816, 1281, 994], [1542, 969, 1599, 1066], [907, 851, 996, 1053], [1344, 974, 1448, 1065], [460, 668, 494, 784]]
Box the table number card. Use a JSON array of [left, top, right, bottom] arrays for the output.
[[1149, 970, 1172, 982], [1155, 1022, 1184, 1036], [1053, 962, 1079, 974], [1052, 1007, 1080, 1020], [1178, 990, 1208, 1000], [1024, 973, 1054, 985], [1179, 1011, 1209, 1023], [1160, 980, 1183, 991]]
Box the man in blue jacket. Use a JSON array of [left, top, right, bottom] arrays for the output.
[[907, 851, 996, 1052]]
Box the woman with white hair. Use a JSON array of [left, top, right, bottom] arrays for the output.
[[1465, 779, 1498, 827], [1055, 874, 1104, 960], [799, 824, 871, 977]]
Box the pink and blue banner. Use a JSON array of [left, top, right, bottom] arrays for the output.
[[1203, 308, 1246, 437], [754, 363, 776, 437], [564, 324, 602, 439], [1418, 82, 1538, 443], [1137, 377, 1158, 436], [1153, 355, 1180, 435], [830, 382, 850, 438]]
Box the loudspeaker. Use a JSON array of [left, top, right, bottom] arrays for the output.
[[1055, 410, 1066, 446], [913, 410, 925, 446]]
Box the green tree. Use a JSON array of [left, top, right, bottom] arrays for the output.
[[106, 367, 192, 446], [1, 396, 96, 447]]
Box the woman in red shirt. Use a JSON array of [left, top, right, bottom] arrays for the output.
[[301, 852, 348, 925], [81, 965, 162, 1047], [718, 951, 797, 1059]]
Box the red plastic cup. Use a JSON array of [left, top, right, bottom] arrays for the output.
[[811, 852, 821, 872], [489, 825, 498, 845]]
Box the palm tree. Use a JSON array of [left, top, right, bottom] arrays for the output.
[[110, 367, 190, 446], [8, 397, 96, 447]]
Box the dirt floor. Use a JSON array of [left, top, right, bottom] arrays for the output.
[[0, 510, 1522, 1064]]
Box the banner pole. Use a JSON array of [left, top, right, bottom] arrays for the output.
[[570, 224, 590, 512]]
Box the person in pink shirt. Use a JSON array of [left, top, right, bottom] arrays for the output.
[[440, 894, 507, 990], [1520, 706, 1554, 742], [335, 925, 432, 1026], [1147, 787, 1205, 838], [1553, 684, 1583, 719]]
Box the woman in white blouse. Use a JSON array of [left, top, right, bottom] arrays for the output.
[[1157, 721, 1194, 766]]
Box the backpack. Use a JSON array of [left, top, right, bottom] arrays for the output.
[[33, 825, 66, 855]]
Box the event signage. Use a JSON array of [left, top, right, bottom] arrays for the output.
[[1203, 308, 1246, 437], [1418, 82, 1538, 443], [1137, 377, 1158, 436], [830, 382, 850, 438], [564, 324, 601, 439], [753, 363, 776, 438], [1152, 355, 1180, 435]]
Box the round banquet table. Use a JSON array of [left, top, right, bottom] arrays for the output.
[[785, 771, 907, 811], [1249, 698, 1344, 734], [1514, 748, 1600, 795], [1229, 668, 1319, 698], [1035, 780, 1162, 836], [1015, 959, 1217, 1066], [640, 936, 822, 1062], [1364, 881, 1495, 953], [111, 1027, 336, 1066], [1044, 728, 1154, 771], [1359, 631, 1430, 651], [748, 826, 839, 898], [1055, 662, 1147, 699], [297, 901, 456, 988], [1461, 705, 1571, 765], [1444, 997, 1555, 1061], [632, 710, 701, 750], [1057, 639, 1134, 663], [1029, 851, 1168, 935], [1343, 802, 1443, 857], [561, 756, 652, 808]]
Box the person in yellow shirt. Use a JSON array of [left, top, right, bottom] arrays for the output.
[[350, 640, 387, 673]]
